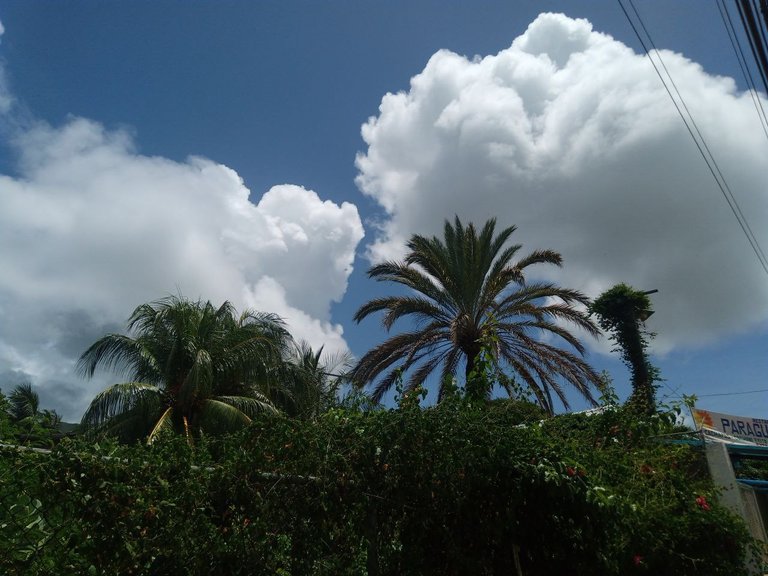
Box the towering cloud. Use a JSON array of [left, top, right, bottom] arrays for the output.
[[357, 12, 768, 354]]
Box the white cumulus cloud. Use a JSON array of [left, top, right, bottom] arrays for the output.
[[0, 117, 363, 419], [356, 12, 768, 354]]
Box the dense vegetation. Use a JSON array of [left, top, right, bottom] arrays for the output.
[[1, 218, 761, 574], [77, 297, 350, 443], [0, 399, 756, 575], [0, 384, 64, 448]]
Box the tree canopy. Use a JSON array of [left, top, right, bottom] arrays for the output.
[[77, 296, 294, 443], [277, 342, 353, 421], [352, 216, 601, 412]]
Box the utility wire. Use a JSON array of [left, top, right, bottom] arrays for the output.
[[658, 381, 682, 402], [696, 387, 768, 397], [663, 387, 768, 400], [736, 0, 768, 93], [716, 0, 768, 141], [750, 0, 768, 80], [626, 0, 768, 270], [617, 0, 768, 276], [628, 0, 768, 271]]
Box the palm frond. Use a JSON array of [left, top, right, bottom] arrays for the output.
[[146, 407, 174, 445], [353, 216, 601, 407], [179, 348, 213, 408], [197, 398, 254, 434], [279, 341, 354, 419], [365, 262, 452, 310], [80, 382, 163, 429], [76, 334, 159, 381], [215, 394, 278, 416], [9, 382, 39, 421]]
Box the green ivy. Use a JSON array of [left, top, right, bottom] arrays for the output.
[[590, 284, 659, 414], [0, 404, 758, 575]]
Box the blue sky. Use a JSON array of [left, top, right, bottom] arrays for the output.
[[0, 1, 766, 420]]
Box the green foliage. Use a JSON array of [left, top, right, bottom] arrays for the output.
[[9, 382, 40, 422], [77, 295, 293, 443], [595, 370, 620, 406], [464, 328, 499, 401], [0, 451, 53, 569], [1, 403, 756, 575], [590, 284, 659, 414], [541, 407, 762, 573], [0, 391, 17, 441], [352, 216, 602, 413], [733, 458, 768, 481], [0, 385, 65, 448], [278, 341, 353, 421]]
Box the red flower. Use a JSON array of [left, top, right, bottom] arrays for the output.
[[566, 466, 576, 477], [633, 554, 643, 566], [696, 496, 711, 511]]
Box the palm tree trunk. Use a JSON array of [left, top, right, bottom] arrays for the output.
[[464, 348, 485, 401]]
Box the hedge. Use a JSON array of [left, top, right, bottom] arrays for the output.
[[0, 398, 757, 575]]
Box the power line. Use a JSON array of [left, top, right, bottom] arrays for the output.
[[696, 387, 768, 397], [633, 0, 768, 271], [735, 0, 768, 94], [663, 387, 768, 400], [617, 0, 768, 276], [716, 0, 768, 142], [625, 0, 768, 271], [658, 381, 682, 402]]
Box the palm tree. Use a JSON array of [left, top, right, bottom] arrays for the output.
[[352, 216, 602, 413], [5, 382, 62, 446], [277, 341, 353, 420], [77, 296, 293, 443], [8, 382, 39, 423]]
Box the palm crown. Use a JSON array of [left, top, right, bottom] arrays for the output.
[[352, 217, 601, 413], [276, 342, 353, 421], [77, 296, 293, 443]]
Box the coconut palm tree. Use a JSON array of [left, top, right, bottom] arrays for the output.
[[8, 382, 39, 423], [352, 216, 602, 413], [5, 382, 63, 446], [277, 341, 353, 420], [77, 296, 293, 443]]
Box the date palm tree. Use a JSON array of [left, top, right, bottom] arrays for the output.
[[352, 217, 601, 413], [77, 296, 293, 443]]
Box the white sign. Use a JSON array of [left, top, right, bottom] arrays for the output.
[[693, 408, 768, 446]]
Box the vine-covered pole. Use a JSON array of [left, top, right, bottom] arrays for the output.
[[590, 284, 659, 415]]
